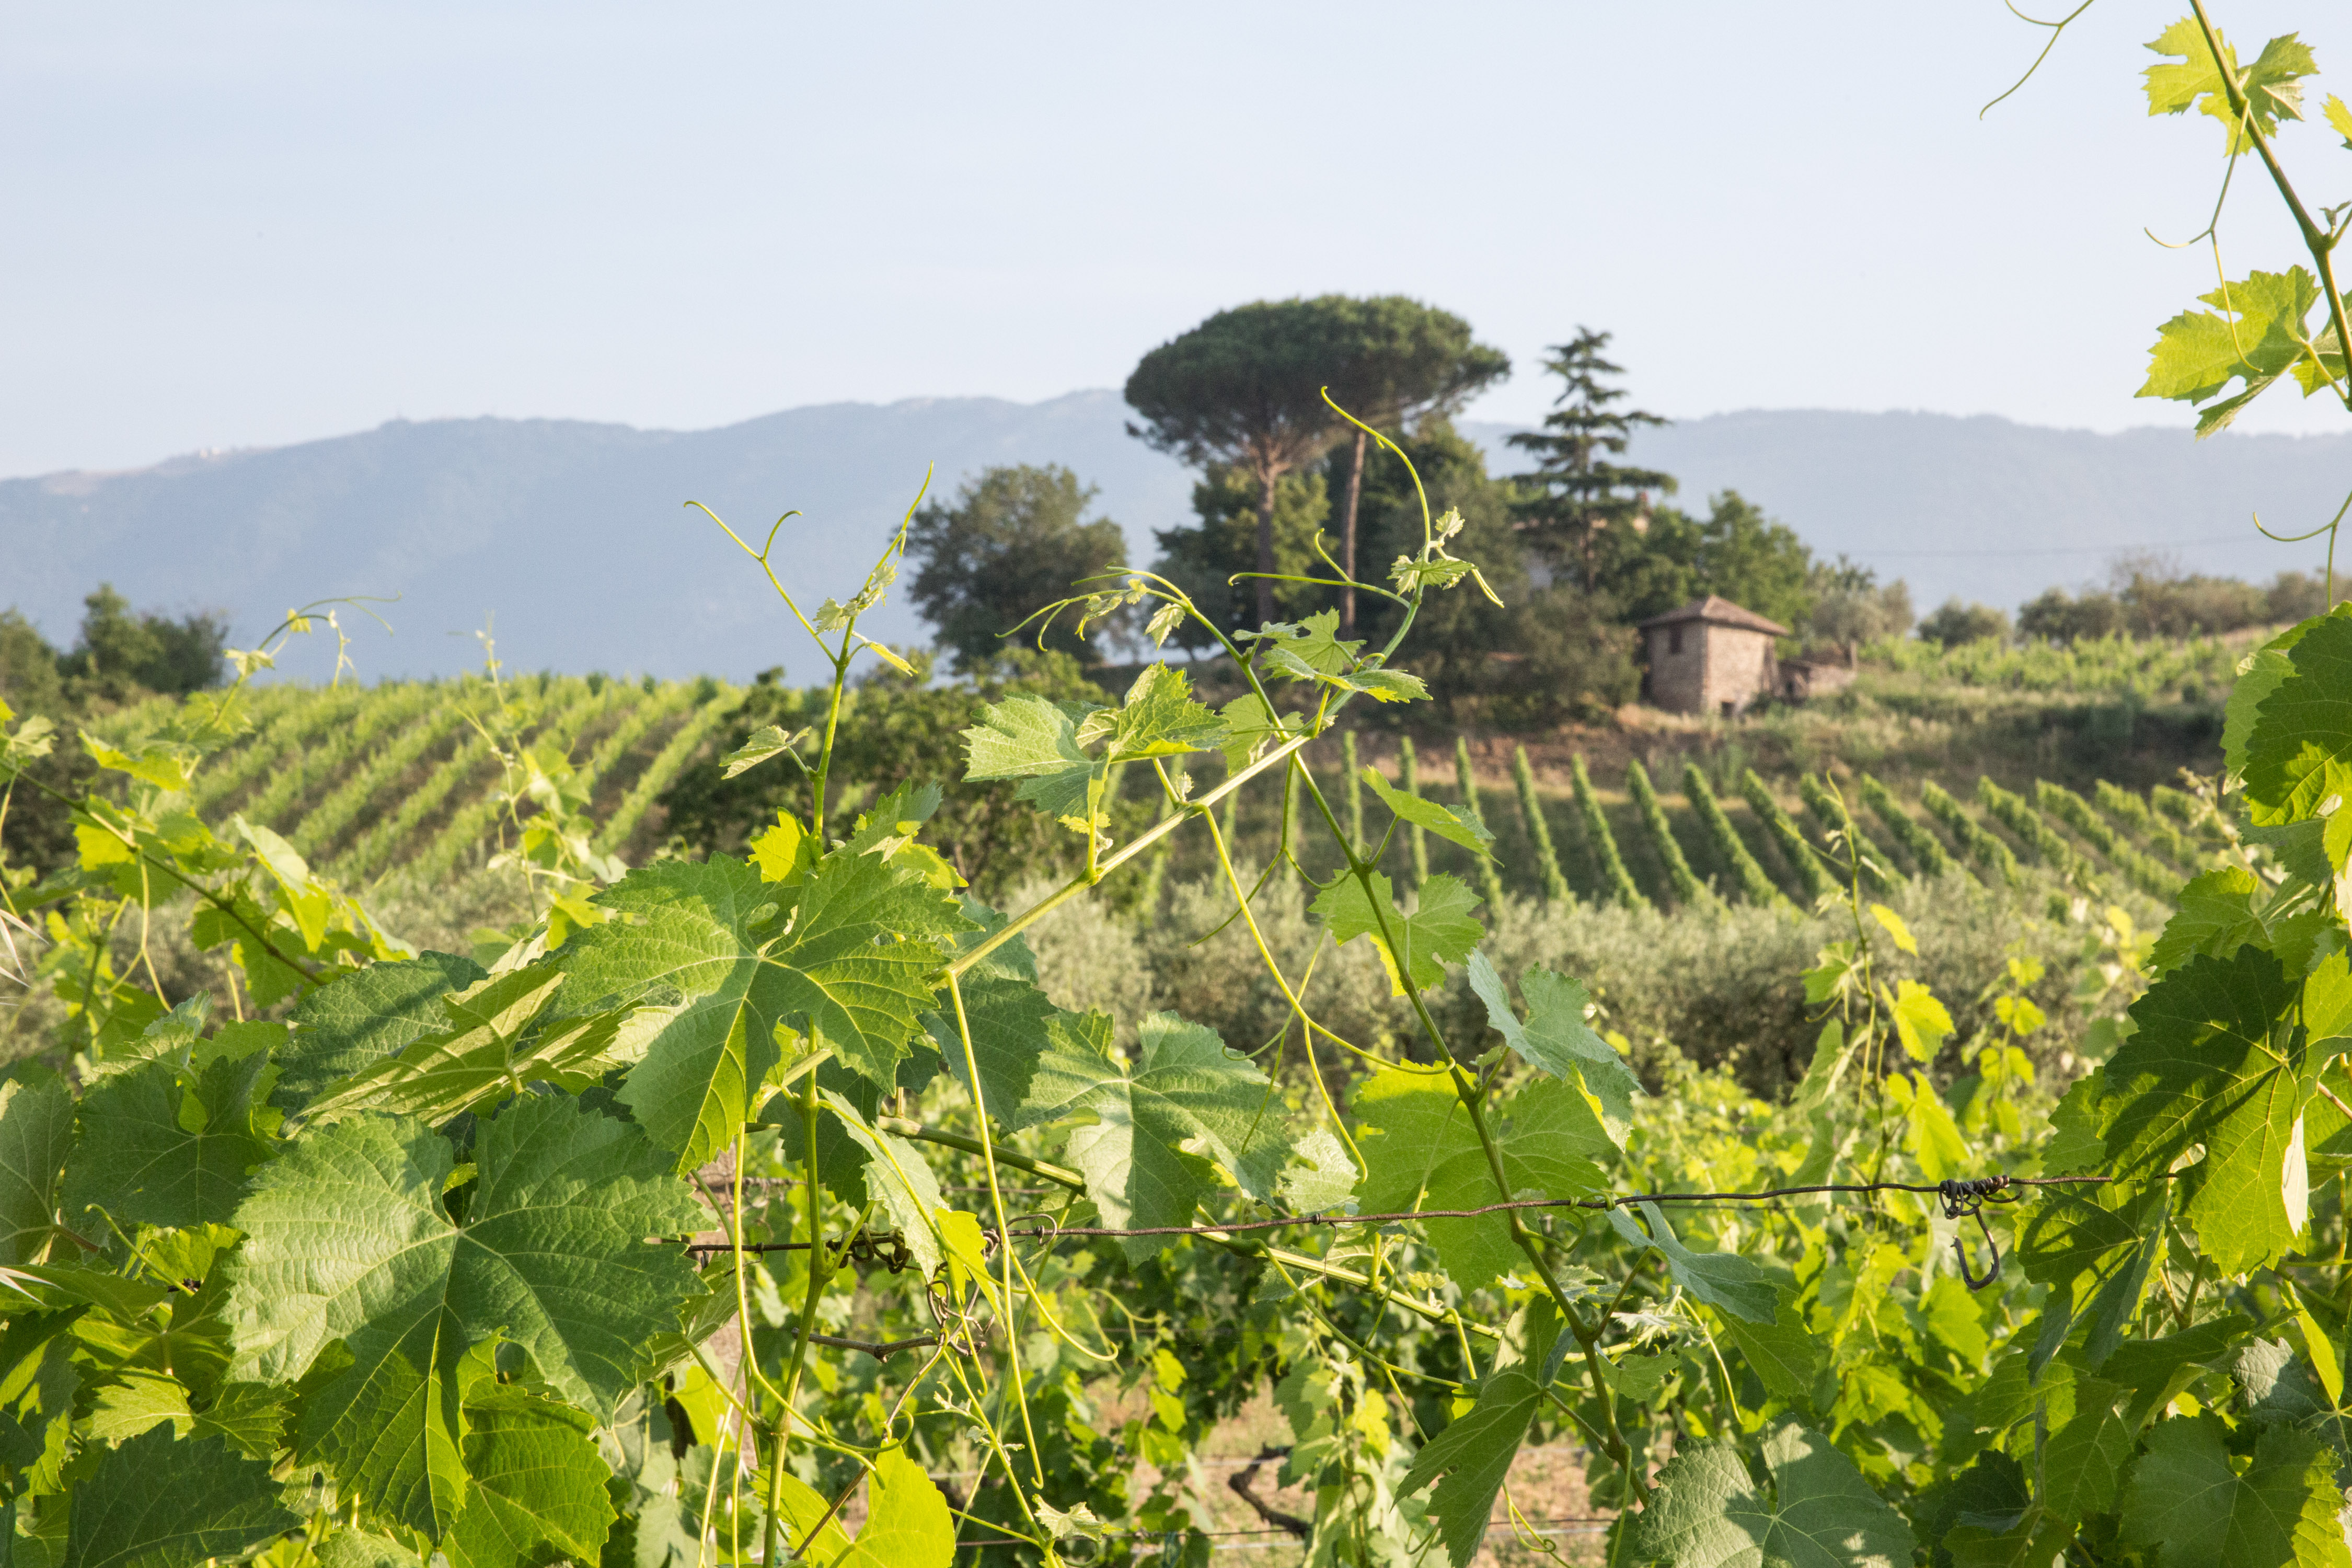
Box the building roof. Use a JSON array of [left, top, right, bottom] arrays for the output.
[[1634, 595, 1791, 637]]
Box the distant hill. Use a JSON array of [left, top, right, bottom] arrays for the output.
[[9, 396, 2344, 678]]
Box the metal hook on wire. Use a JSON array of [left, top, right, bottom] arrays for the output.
[[1939, 1175, 2020, 1291]]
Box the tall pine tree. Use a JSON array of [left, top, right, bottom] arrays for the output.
[[1507, 329, 1677, 589]]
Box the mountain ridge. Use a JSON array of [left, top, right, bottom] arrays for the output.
[[9, 394, 2341, 678]]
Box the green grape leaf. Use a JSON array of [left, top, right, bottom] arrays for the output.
[[61, 1032, 280, 1231], [1716, 1288, 1821, 1401], [2244, 610, 2352, 825], [315, 1530, 421, 1568], [1465, 952, 1638, 1132], [298, 968, 632, 1127], [2040, 1376, 2134, 1521], [1605, 1202, 1778, 1324], [960, 695, 1097, 816], [817, 1090, 947, 1276], [224, 1098, 705, 1536], [2118, 1414, 2346, 1568], [1261, 649, 1427, 704], [276, 952, 489, 1112], [983, 1013, 1290, 1261], [1354, 1066, 1609, 1293], [61, 1426, 298, 1568], [446, 1377, 618, 1568], [2152, 867, 2268, 974], [2138, 268, 2323, 433], [1360, 766, 1491, 857], [927, 974, 1113, 1132], [718, 725, 801, 781], [1888, 979, 1955, 1063], [1217, 693, 1302, 772], [1277, 1128, 1359, 1214], [190, 1382, 293, 1461], [2095, 947, 2311, 1274], [1641, 1421, 1913, 1568], [1398, 1361, 1546, 1568], [831, 1446, 954, 1568], [559, 855, 970, 1169], [1311, 871, 1481, 997], [2145, 19, 2314, 151], [2226, 628, 2308, 775], [1241, 610, 1362, 677], [0, 1078, 74, 1264], [1074, 665, 1226, 761]]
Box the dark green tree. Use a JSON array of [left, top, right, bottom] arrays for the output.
[[1587, 490, 1816, 631], [1152, 466, 1331, 647], [905, 465, 1131, 672], [1319, 299, 1509, 640], [1507, 328, 1678, 588], [1350, 421, 1636, 724], [56, 584, 228, 699], [0, 610, 64, 718], [1124, 297, 1357, 628]]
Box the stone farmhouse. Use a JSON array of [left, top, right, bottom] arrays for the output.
[[1635, 595, 1848, 716]]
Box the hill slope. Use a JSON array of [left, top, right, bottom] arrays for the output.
[[9, 397, 2343, 677]]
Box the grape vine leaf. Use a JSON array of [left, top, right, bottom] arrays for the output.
[[2226, 626, 2310, 775], [1465, 952, 1638, 1132], [964, 668, 1224, 827], [960, 696, 1097, 817], [275, 952, 489, 1112], [61, 1030, 280, 1231], [224, 1097, 706, 1537], [315, 1530, 421, 1568], [1716, 1289, 1821, 1401], [719, 725, 801, 781], [2244, 610, 2352, 825], [1354, 1066, 1609, 1293], [1398, 1363, 1548, 1567], [2040, 1375, 2134, 1521], [1217, 693, 1301, 771], [927, 974, 1113, 1131], [1240, 612, 1361, 677], [2139, 268, 2323, 433], [1640, 1421, 1914, 1568], [61, 1425, 298, 1568], [446, 1373, 618, 1568], [1888, 979, 1955, 1063], [299, 970, 641, 1129], [1605, 1202, 1778, 1324], [1362, 766, 1491, 856], [1311, 872, 1481, 997], [0, 1078, 73, 1264], [1073, 664, 1226, 760], [2144, 19, 2315, 152], [558, 854, 970, 1169], [831, 1446, 954, 1568], [818, 1089, 948, 1276], [2118, 1415, 2347, 1568], [2151, 867, 2268, 974], [2093, 946, 2316, 1274], [965, 1011, 1288, 1261]]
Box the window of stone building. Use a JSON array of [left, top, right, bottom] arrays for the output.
[[1667, 626, 1683, 656]]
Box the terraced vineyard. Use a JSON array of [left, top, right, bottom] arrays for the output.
[[1212, 730, 2228, 916], [101, 674, 736, 883]]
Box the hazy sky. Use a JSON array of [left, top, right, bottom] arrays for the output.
[[6, 1, 2349, 479]]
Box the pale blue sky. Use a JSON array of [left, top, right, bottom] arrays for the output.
[[4, 1, 2347, 479]]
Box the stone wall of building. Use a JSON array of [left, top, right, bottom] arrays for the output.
[[1645, 622, 1777, 714]]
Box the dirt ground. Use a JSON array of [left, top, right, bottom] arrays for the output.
[[1131, 1394, 1611, 1565]]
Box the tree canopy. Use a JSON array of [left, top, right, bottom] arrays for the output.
[[1508, 329, 1678, 587], [905, 465, 1131, 672], [1124, 297, 1361, 628], [1319, 299, 1509, 637]]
